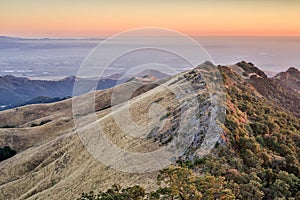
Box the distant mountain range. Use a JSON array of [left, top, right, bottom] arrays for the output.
[[0, 69, 169, 110]]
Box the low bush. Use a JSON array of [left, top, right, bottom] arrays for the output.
[[0, 146, 17, 162]]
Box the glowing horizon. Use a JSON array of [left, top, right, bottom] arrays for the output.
[[1, 0, 300, 37]]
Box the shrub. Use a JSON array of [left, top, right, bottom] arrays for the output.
[[30, 119, 51, 127], [0, 125, 16, 128], [0, 146, 17, 162]]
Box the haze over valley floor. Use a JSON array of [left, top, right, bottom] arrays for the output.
[[1, 36, 299, 79]]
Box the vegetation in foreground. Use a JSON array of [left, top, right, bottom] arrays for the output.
[[79, 66, 300, 199]]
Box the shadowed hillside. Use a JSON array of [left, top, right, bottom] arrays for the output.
[[0, 70, 169, 108]]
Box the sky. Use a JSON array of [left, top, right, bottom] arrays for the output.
[[1, 0, 300, 37]]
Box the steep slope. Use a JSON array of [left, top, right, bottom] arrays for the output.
[[0, 80, 161, 151], [210, 65, 300, 199], [78, 63, 300, 200], [0, 81, 163, 200], [0, 65, 215, 200], [1, 62, 299, 200]]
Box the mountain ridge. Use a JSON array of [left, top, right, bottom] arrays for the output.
[[0, 62, 299, 199]]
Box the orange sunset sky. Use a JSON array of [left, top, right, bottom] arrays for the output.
[[1, 0, 300, 37]]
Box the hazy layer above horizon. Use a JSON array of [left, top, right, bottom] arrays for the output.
[[0, 36, 299, 79]]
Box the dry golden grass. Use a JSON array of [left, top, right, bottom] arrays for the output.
[[0, 72, 208, 199]]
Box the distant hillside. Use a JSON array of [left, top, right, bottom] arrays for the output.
[[0, 96, 71, 111], [273, 67, 300, 93], [135, 69, 169, 79], [231, 61, 300, 117], [0, 69, 169, 107], [0, 75, 75, 105]]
